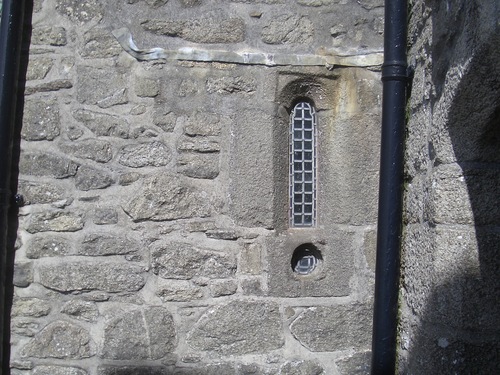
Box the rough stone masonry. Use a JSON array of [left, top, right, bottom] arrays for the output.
[[11, 0, 385, 374]]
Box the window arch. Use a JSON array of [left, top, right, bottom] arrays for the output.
[[289, 101, 317, 227]]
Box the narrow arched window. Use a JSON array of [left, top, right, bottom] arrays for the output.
[[289, 101, 317, 227]]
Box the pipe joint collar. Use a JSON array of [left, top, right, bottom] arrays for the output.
[[381, 60, 408, 81]]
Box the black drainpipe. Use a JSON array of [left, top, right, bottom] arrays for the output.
[[0, 0, 26, 372], [371, 0, 408, 374]]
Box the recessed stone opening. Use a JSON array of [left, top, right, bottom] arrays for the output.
[[291, 243, 322, 275]]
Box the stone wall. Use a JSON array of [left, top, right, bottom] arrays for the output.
[[10, 0, 384, 374], [399, 0, 500, 373]]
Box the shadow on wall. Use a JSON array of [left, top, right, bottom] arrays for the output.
[[405, 3, 500, 373]]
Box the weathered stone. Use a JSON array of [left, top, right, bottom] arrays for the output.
[[240, 242, 262, 275], [81, 28, 122, 58], [177, 137, 220, 153], [153, 109, 177, 132], [184, 112, 227, 136], [357, 0, 384, 10], [61, 300, 99, 322], [33, 366, 88, 375], [12, 298, 51, 318], [336, 351, 371, 375], [240, 278, 263, 296], [102, 307, 175, 360], [22, 99, 60, 141], [22, 321, 95, 359], [123, 174, 212, 221], [75, 165, 113, 191], [98, 367, 169, 375], [67, 124, 84, 140], [19, 152, 78, 178], [145, 0, 169, 7], [206, 76, 256, 94], [142, 14, 245, 43], [174, 363, 236, 375], [11, 318, 40, 337], [177, 153, 219, 179], [77, 66, 128, 108], [26, 235, 71, 258], [25, 79, 73, 95], [229, 110, 274, 228], [278, 360, 324, 375], [38, 262, 146, 292], [135, 77, 160, 97], [290, 304, 372, 351], [31, 26, 67, 46], [79, 232, 139, 256], [187, 300, 284, 354], [26, 210, 84, 233], [152, 242, 236, 280], [118, 172, 142, 186], [56, 0, 103, 23], [93, 208, 118, 225], [364, 230, 377, 272], [26, 57, 53, 80], [156, 279, 203, 302], [209, 280, 237, 297], [262, 15, 314, 44], [60, 139, 112, 163], [73, 109, 130, 139], [430, 164, 500, 225], [178, 79, 199, 97], [205, 229, 238, 240], [118, 141, 171, 167], [12, 274, 29, 310], [18, 180, 67, 205]]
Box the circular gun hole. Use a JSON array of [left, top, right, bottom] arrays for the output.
[[291, 244, 322, 275]]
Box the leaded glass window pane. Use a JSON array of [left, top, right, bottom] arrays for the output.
[[289, 102, 317, 227]]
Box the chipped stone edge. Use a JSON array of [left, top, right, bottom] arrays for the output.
[[112, 27, 383, 68]]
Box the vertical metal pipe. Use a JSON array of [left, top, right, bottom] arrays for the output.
[[0, 0, 26, 372], [371, 0, 408, 374]]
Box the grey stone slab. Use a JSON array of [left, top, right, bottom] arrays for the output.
[[18, 180, 67, 205], [187, 300, 284, 354], [33, 366, 88, 375], [19, 152, 78, 179], [73, 109, 130, 139], [336, 351, 371, 375], [26, 210, 84, 233], [118, 141, 171, 167], [262, 15, 314, 45], [267, 229, 354, 297], [79, 232, 139, 256], [21, 321, 95, 359], [152, 242, 236, 280], [26, 235, 71, 258], [56, 0, 103, 23], [123, 174, 212, 221], [38, 262, 146, 292], [278, 360, 324, 375], [81, 27, 122, 58], [31, 26, 67, 46], [26, 57, 54, 80], [229, 109, 274, 228], [141, 12, 245, 43], [290, 303, 372, 351], [77, 66, 128, 107], [61, 300, 98, 322], [75, 165, 114, 191], [101, 307, 175, 360], [12, 298, 51, 318], [177, 153, 219, 179]]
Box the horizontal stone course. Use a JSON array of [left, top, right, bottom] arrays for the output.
[[38, 262, 146, 292]]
